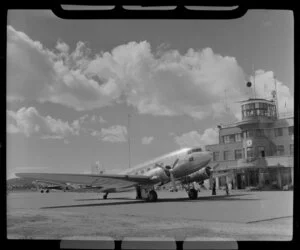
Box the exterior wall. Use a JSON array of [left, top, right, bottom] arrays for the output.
[[206, 143, 243, 161]]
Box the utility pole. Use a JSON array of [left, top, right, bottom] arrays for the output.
[[128, 113, 131, 169]]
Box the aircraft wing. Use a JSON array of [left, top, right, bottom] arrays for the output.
[[16, 173, 159, 190]]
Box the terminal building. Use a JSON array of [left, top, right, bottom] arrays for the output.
[[205, 97, 294, 190]]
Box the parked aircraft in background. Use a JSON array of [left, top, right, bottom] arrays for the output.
[[17, 147, 218, 202], [32, 180, 75, 193]]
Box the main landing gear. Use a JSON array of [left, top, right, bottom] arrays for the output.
[[147, 190, 158, 202], [183, 183, 198, 200], [188, 189, 198, 200], [135, 186, 158, 202], [103, 193, 108, 199]]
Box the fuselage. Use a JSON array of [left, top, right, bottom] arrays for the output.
[[120, 147, 212, 185]]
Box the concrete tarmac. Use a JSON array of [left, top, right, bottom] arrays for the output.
[[7, 190, 293, 241]]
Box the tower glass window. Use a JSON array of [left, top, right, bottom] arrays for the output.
[[242, 101, 276, 119]]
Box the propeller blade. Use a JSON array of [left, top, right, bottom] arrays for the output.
[[172, 158, 179, 169], [170, 172, 177, 192]]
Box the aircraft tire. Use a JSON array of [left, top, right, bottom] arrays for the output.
[[46, 189, 49, 193], [188, 189, 198, 200], [103, 193, 108, 199], [41, 190, 44, 193], [147, 190, 158, 202]]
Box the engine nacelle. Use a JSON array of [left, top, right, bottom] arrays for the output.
[[181, 167, 211, 184]]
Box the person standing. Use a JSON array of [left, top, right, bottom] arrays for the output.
[[212, 179, 216, 195], [225, 182, 229, 195]]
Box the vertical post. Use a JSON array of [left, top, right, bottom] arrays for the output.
[[275, 77, 279, 119], [277, 168, 282, 189], [128, 113, 131, 169], [215, 177, 219, 190]]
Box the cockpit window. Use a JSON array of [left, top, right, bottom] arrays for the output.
[[187, 148, 202, 154]]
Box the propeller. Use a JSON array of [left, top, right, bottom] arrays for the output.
[[156, 158, 179, 191]]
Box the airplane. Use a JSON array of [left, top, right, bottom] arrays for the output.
[[32, 180, 75, 193], [16, 147, 218, 202]]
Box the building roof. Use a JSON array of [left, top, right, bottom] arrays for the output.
[[237, 98, 275, 103]]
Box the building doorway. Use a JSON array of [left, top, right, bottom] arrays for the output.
[[237, 174, 246, 189]]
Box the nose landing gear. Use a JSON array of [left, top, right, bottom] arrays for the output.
[[188, 189, 198, 200]]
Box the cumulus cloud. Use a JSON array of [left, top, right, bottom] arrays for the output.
[[7, 26, 293, 120], [56, 40, 69, 53], [6, 107, 107, 141], [91, 125, 128, 143], [174, 128, 218, 148], [141, 136, 154, 145], [6, 107, 78, 139], [250, 70, 294, 114]]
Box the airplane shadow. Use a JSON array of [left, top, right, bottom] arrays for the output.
[[74, 197, 137, 201], [42, 194, 259, 209]]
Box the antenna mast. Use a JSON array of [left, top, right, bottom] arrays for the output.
[[274, 77, 279, 119]]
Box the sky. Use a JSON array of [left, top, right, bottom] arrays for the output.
[[6, 9, 294, 179]]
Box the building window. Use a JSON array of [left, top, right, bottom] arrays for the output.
[[245, 130, 254, 138], [235, 149, 243, 160], [289, 126, 294, 135], [257, 146, 265, 158], [274, 128, 283, 137], [263, 129, 271, 137], [276, 145, 285, 156], [220, 136, 224, 144], [246, 147, 254, 158], [256, 129, 264, 137], [290, 144, 294, 155], [223, 151, 230, 160], [223, 134, 235, 144], [213, 152, 220, 161], [235, 133, 242, 142], [223, 136, 230, 144]]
